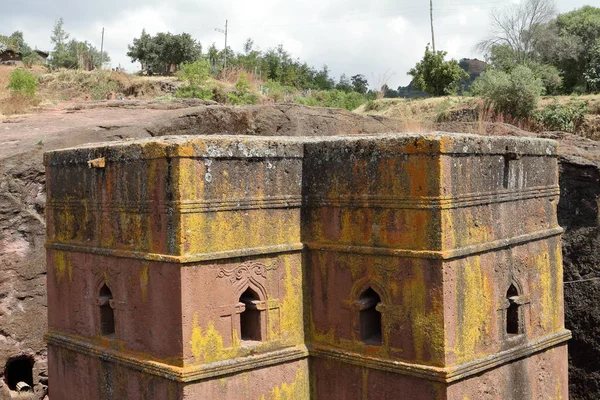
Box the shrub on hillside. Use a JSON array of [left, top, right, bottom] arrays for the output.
[[227, 73, 259, 105], [534, 99, 589, 132], [262, 80, 296, 103], [7, 69, 38, 97], [471, 65, 544, 119], [295, 89, 367, 111], [177, 59, 210, 86], [175, 59, 214, 100]]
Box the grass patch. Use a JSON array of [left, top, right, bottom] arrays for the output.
[[0, 93, 41, 115]]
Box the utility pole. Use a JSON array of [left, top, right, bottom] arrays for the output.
[[430, 0, 436, 52], [215, 20, 228, 69], [100, 27, 105, 69]]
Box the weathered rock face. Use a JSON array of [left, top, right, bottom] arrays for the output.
[[558, 161, 600, 400], [0, 147, 48, 398], [0, 103, 598, 399]]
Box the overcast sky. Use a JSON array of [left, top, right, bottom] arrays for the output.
[[0, 0, 591, 88]]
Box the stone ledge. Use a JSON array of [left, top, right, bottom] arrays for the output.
[[47, 186, 558, 214], [306, 226, 564, 260], [44, 133, 559, 166], [44, 135, 306, 165], [47, 195, 304, 214], [304, 185, 559, 210], [309, 329, 571, 383], [44, 242, 305, 263], [46, 332, 309, 382], [46, 227, 563, 263]]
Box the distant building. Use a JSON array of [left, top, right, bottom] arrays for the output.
[[0, 44, 50, 65], [0, 43, 22, 65], [34, 50, 49, 64]]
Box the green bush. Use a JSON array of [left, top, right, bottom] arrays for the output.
[[471, 65, 544, 119], [530, 63, 563, 95], [227, 73, 259, 105], [7, 69, 38, 97], [177, 59, 210, 86], [534, 99, 589, 132], [262, 80, 296, 103], [175, 59, 213, 100], [295, 89, 367, 111]]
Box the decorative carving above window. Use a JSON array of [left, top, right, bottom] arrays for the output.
[[217, 260, 280, 284]]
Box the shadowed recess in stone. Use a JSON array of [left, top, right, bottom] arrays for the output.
[[239, 287, 262, 342], [99, 284, 115, 337], [506, 284, 521, 335], [5, 356, 34, 392], [358, 288, 382, 346]]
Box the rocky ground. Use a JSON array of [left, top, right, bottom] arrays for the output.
[[0, 101, 598, 399]]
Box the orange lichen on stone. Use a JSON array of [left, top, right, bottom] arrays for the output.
[[44, 133, 569, 399]]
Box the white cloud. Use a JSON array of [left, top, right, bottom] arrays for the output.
[[0, 0, 590, 88]]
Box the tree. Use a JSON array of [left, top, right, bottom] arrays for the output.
[[486, 44, 562, 94], [476, 0, 556, 63], [584, 41, 600, 93], [471, 65, 544, 118], [206, 43, 220, 69], [335, 73, 353, 92], [408, 45, 469, 96], [127, 31, 201, 74], [50, 18, 70, 69], [49, 18, 109, 70], [351, 74, 368, 94], [126, 29, 154, 70], [0, 31, 42, 67], [314, 65, 334, 90], [67, 40, 109, 70], [553, 6, 600, 92]]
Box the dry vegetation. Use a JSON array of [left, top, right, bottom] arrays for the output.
[[356, 95, 600, 139], [0, 65, 179, 118], [2, 64, 600, 141]]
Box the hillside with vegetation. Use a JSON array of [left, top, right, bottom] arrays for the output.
[[1, 1, 600, 138]]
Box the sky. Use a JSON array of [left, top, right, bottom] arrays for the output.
[[0, 0, 592, 89]]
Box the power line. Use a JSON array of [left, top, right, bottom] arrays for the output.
[[564, 277, 600, 284], [215, 19, 228, 68], [430, 0, 436, 52], [235, 0, 508, 28], [100, 27, 104, 69]]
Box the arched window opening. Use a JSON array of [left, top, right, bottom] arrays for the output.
[[5, 356, 34, 392], [358, 287, 382, 345], [239, 288, 261, 341], [506, 284, 521, 335], [99, 284, 115, 336]]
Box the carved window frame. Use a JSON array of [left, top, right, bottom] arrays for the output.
[[216, 260, 280, 345], [345, 279, 389, 347], [497, 279, 530, 341]]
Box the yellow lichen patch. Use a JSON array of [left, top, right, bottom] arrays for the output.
[[536, 250, 560, 332], [361, 368, 369, 400], [139, 265, 149, 300], [554, 380, 563, 400], [260, 366, 309, 400], [232, 329, 240, 349], [53, 252, 71, 284], [401, 266, 444, 364], [455, 256, 493, 363], [180, 209, 300, 255], [309, 319, 335, 345], [189, 313, 225, 363], [279, 260, 304, 345], [441, 211, 456, 252]]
